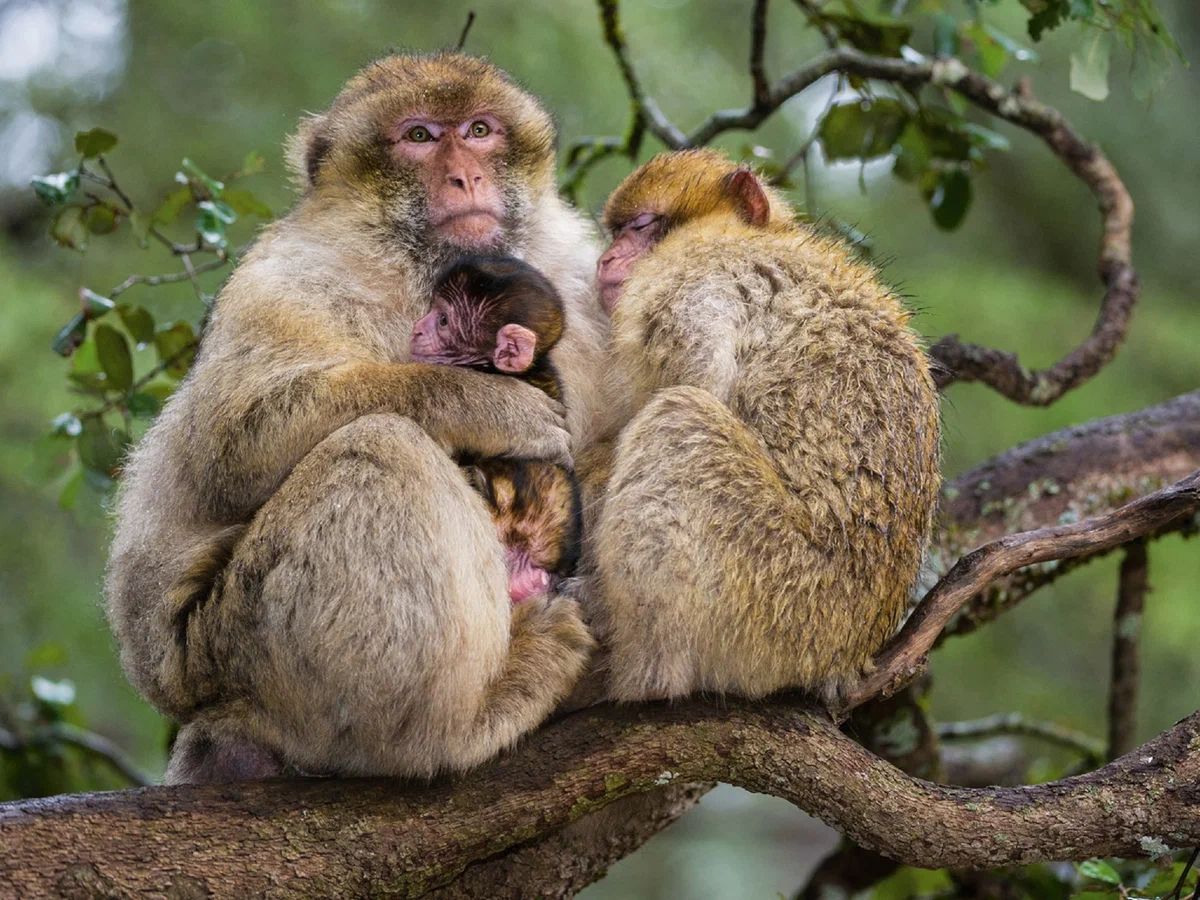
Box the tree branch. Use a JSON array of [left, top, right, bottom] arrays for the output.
[[1108, 541, 1148, 760], [934, 389, 1200, 639], [843, 468, 1200, 712], [5, 702, 1200, 897], [936, 713, 1104, 766]]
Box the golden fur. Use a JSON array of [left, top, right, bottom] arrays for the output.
[[591, 150, 941, 702], [105, 54, 611, 782]]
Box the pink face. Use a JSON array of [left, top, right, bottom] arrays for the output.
[[596, 212, 667, 314], [391, 113, 508, 247], [410, 295, 538, 373]]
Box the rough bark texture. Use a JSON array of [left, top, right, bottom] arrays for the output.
[[5, 702, 1200, 898], [1108, 542, 1149, 760]]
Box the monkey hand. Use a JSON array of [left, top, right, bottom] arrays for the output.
[[414, 367, 573, 468]]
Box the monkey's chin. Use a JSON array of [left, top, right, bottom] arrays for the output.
[[598, 282, 623, 315], [436, 213, 503, 248]]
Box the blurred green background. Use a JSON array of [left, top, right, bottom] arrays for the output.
[[0, 0, 1197, 896]]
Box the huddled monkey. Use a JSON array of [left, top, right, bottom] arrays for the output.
[[587, 149, 942, 704], [105, 53, 618, 783], [411, 255, 583, 603]]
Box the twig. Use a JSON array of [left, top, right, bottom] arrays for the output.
[[1108, 542, 1149, 760], [751, 0, 771, 109], [108, 256, 231, 301], [455, 11, 476, 52], [588, 6, 1139, 405], [1171, 848, 1200, 900], [38, 723, 152, 787], [842, 469, 1200, 713], [936, 713, 1105, 765], [791, 0, 838, 48]]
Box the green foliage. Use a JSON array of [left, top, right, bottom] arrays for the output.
[[1, 651, 147, 801], [29, 129, 270, 512]]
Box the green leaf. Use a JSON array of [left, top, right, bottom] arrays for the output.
[[195, 201, 232, 248], [927, 169, 972, 230], [31, 170, 80, 207], [117, 304, 156, 346], [76, 417, 126, 477], [238, 150, 266, 177], [51, 313, 88, 357], [1069, 0, 1094, 19], [127, 392, 161, 419], [141, 381, 177, 406], [1077, 860, 1122, 885], [221, 187, 273, 219], [1070, 29, 1112, 101], [1131, 29, 1175, 102], [933, 14, 959, 58], [182, 158, 225, 197], [1026, 0, 1069, 41], [79, 287, 114, 318], [152, 185, 193, 227], [963, 24, 1009, 78], [154, 322, 198, 378], [74, 128, 119, 158], [985, 25, 1039, 64], [59, 469, 83, 510], [51, 412, 83, 438], [94, 324, 134, 391], [72, 338, 101, 375], [819, 99, 909, 162], [816, 12, 912, 57], [51, 207, 90, 251], [893, 122, 932, 183], [27, 433, 74, 486], [86, 205, 118, 235]]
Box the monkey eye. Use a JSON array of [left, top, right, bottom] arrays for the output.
[[405, 125, 434, 143], [437, 312, 449, 328], [468, 121, 491, 138], [629, 212, 659, 232]]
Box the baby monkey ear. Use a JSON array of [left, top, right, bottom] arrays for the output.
[[493, 323, 539, 374], [722, 169, 770, 227]]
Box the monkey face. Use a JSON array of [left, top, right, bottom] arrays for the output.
[[599, 149, 776, 312], [287, 54, 557, 266]]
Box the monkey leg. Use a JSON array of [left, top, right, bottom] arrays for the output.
[[172, 413, 592, 781], [595, 385, 889, 703]]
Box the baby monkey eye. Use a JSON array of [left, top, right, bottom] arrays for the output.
[[405, 125, 433, 143], [469, 121, 491, 138], [438, 312, 449, 327]]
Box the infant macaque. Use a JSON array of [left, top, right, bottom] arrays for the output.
[[411, 255, 582, 603]]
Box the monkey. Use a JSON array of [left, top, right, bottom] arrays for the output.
[[587, 149, 942, 704], [410, 254, 583, 603], [103, 53, 623, 784]]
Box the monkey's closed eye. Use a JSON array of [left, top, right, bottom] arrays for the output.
[[629, 213, 659, 232]]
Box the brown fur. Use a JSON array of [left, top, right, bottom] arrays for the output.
[[105, 54, 614, 782], [592, 150, 941, 703]]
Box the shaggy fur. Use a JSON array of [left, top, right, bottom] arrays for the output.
[[592, 150, 942, 703], [106, 53, 610, 782]]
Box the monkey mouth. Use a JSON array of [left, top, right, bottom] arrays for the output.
[[598, 278, 624, 314], [434, 212, 503, 248]]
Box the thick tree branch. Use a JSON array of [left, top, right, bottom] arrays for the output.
[[843, 468, 1200, 712], [5, 702, 1200, 897], [934, 389, 1200, 638], [1109, 541, 1149, 760]]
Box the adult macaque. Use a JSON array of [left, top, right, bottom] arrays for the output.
[[413, 255, 583, 603], [105, 54, 614, 783], [590, 149, 942, 704]]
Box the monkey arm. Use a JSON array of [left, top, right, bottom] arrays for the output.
[[170, 319, 571, 525]]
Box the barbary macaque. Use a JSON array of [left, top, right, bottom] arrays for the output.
[[411, 255, 583, 603], [105, 53, 616, 783], [589, 149, 942, 704]]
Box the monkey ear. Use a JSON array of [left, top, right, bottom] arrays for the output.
[[722, 169, 770, 227], [493, 324, 538, 374]]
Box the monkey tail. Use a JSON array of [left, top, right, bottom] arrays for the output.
[[166, 523, 248, 646]]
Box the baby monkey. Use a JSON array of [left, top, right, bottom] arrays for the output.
[[411, 255, 582, 603]]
